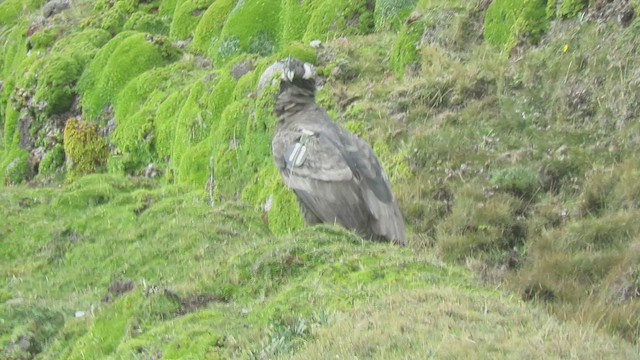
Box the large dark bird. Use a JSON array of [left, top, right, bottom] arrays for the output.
[[269, 58, 406, 245]]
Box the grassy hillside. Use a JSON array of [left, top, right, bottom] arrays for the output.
[[1, 0, 640, 357], [1, 174, 637, 358]]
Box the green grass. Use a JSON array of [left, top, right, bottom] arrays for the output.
[[1, 174, 637, 358], [2, 0, 640, 356]]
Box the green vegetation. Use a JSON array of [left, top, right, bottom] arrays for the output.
[[2, 0, 640, 357], [1, 175, 637, 358], [63, 117, 108, 175]]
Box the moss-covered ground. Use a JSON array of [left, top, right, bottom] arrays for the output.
[[2, 0, 640, 357], [1, 174, 637, 358]]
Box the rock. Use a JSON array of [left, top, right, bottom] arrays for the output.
[[43, 0, 70, 18]]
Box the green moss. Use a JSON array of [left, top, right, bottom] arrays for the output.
[[171, 80, 210, 172], [280, 41, 317, 64], [0, 0, 45, 27], [123, 11, 170, 34], [484, 0, 549, 52], [176, 140, 213, 188], [304, 0, 375, 41], [20, 29, 109, 119], [216, 0, 282, 65], [1, 148, 32, 185], [69, 290, 144, 358], [169, 0, 215, 39], [1, 302, 65, 359], [374, 0, 419, 30], [2, 103, 20, 149], [242, 165, 305, 234], [158, 0, 180, 17], [83, 0, 142, 35], [39, 144, 66, 176], [280, 0, 314, 44], [209, 99, 250, 197], [63, 117, 109, 175], [78, 31, 181, 121], [190, 0, 237, 56], [154, 91, 190, 164], [110, 62, 201, 174], [29, 26, 61, 50]]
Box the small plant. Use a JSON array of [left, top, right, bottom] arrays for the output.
[[63, 117, 109, 175], [490, 165, 540, 199]]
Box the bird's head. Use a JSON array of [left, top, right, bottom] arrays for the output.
[[280, 57, 316, 84], [258, 57, 317, 114]]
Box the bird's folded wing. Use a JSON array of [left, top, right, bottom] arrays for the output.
[[274, 128, 354, 183]]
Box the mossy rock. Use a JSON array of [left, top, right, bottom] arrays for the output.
[[63, 117, 109, 175], [190, 0, 237, 56], [169, 0, 216, 39], [303, 0, 375, 41], [78, 31, 181, 121], [484, 0, 549, 52], [216, 0, 282, 65]]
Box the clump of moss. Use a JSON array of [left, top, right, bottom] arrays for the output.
[[63, 117, 109, 175], [169, 0, 216, 39], [83, 0, 140, 35], [1, 148, 33, 185], [78, 31, 181, 121], [176, 141, 214, 188], [280, 0, 313, 44], [0, 0, 43, 27], [216, 0, 282, 65], [190, 0, 236, 56], [123, 11, 170, 34], [304, 0, 375, 41], [484, 0, 549, 52], [110, 61, 201, 174], [280, 41, 317, 64]]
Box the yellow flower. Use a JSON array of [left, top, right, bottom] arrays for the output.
[[562, 44, 569, 53]]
